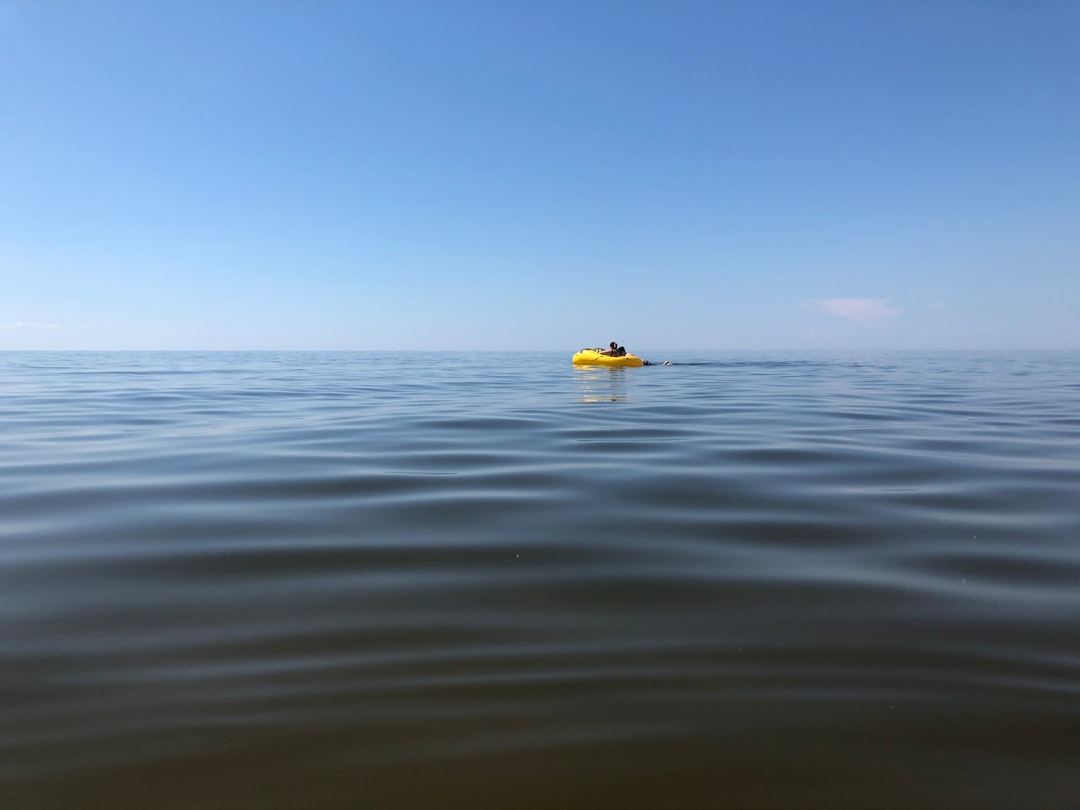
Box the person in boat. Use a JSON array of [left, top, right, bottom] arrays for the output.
[[588, 342, 670, 365]]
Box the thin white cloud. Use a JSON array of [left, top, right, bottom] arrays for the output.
[[1, 321, 62, 330], [816, 298, 901, 325]]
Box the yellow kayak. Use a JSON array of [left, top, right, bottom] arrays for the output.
[[572, 349, 645, 367]]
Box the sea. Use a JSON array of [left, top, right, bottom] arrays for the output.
[[1, 350, 1078, 809]]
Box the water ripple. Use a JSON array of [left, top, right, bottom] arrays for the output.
[[2, 351, 1079, 808]]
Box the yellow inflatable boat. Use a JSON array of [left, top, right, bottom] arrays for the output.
[[572, 349, 645, 367]]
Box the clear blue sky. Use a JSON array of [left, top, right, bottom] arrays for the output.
[[2, 0, 1077, 351]]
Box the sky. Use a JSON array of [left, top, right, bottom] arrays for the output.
[[2, 0, 1078, 351]]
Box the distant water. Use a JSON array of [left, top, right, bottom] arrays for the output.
[[2, 351, 1078, 809]]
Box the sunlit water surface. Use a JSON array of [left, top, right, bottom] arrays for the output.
[[2, 351, 1078, 809]]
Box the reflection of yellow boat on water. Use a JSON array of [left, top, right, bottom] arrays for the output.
[[572, 349, 645, 367]]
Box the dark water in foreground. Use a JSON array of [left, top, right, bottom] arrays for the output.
[[2, 351, 1078, 809]]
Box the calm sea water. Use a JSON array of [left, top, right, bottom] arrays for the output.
[[2, 350, 1078, 809]]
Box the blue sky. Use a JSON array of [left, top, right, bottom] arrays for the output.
[[2, 0, 1077, 351]]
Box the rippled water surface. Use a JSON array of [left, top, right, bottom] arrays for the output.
[[2, 351, 1079, 809]]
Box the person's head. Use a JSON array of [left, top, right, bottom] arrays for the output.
[[610, 341, 617, 349]]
